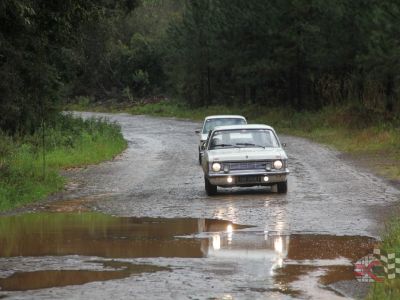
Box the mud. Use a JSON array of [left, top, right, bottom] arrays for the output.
[[1, 112, 399, 299], [338, 152, 400, 189], [0, 262, 168, 291]]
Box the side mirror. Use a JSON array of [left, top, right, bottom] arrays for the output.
[[195, 129, 201, 134]]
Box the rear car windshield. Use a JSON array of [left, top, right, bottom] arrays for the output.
[[202, 118, 246, 134]]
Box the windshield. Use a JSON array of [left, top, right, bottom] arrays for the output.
[[208, 129, 280, 150], [202, 118, 246, 134]]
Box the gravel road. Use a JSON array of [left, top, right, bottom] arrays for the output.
[[1, 112, 399, 299], [62, 112, 399, 237]]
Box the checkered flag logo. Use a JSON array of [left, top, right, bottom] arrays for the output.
[[373, 248, 400, 280], [354, 254, 383, 282]]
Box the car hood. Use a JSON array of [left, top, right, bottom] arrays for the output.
[[207, 148, 287, 162]]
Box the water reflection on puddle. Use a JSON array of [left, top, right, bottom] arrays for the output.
[[0, 212, 377, 294], [0, 212, 250, 291], [0, 212, 249, 258]]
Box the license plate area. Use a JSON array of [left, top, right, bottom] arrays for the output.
[[237, 176, 261, 184]]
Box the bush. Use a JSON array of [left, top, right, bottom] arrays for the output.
[[0, 114, 126, 211]]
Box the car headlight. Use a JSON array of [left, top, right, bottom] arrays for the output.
[[273, 160, 283, 170], [212, 162, 221, 172]]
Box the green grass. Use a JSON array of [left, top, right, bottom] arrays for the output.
[[369, 278, 400, 299], [0, 114, 127, 211], [367, 220, 400, 300]]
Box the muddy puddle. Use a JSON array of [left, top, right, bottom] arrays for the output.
[[0, 212, 377, 297], [0, 261, 167, 291], [0, 212, 250, 258]]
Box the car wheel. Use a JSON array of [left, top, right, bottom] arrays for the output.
[[277, 181, 287, 194], [205, 177, 217, 196], [198, 152, 202, 165]]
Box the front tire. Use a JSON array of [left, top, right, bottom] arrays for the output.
[[277, 181, 288, 194], [198, 152, 202, 165], [205, 177, 217, 196]]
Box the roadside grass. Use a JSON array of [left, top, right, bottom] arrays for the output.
[[0, 114, 126, 211], [368, 220, 400, 300]]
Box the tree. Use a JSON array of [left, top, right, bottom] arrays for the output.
[[164, 0, 399, 116], [0, 0, 141, 134], [0, 0, 100, 133]]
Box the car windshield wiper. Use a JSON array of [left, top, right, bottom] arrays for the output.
[[235, 143, 266, 148], [213, 143, 235, 148]]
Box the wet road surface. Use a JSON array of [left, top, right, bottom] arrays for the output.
[[1, 112, 399, 299]]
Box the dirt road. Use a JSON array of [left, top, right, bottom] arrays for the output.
[[1, 112, 399, 299]]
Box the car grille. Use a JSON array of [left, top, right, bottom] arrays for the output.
[[227, 161, 268, 171], [237, 175, 261, 183]]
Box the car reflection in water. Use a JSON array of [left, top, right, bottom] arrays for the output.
[[197, 218, 290, 277], [0, 213, 374, 293]]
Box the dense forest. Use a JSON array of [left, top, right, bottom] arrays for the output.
[[1, 0, 399, 134]]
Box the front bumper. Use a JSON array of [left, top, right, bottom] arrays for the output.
[[207, 169, 289, 187]]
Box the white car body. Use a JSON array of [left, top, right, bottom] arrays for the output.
[[202, 124, 289, 195], [197, 115, 247, 164]]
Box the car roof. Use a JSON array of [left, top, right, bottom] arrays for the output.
[[204, 115, 246, 121], [212, 124, 275, 131]]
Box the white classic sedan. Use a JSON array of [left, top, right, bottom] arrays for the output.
[[195, 115, 247, 164], [201, 124, 289, 195]]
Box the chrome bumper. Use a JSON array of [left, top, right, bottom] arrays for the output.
[[207, 169, 289, 187]]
